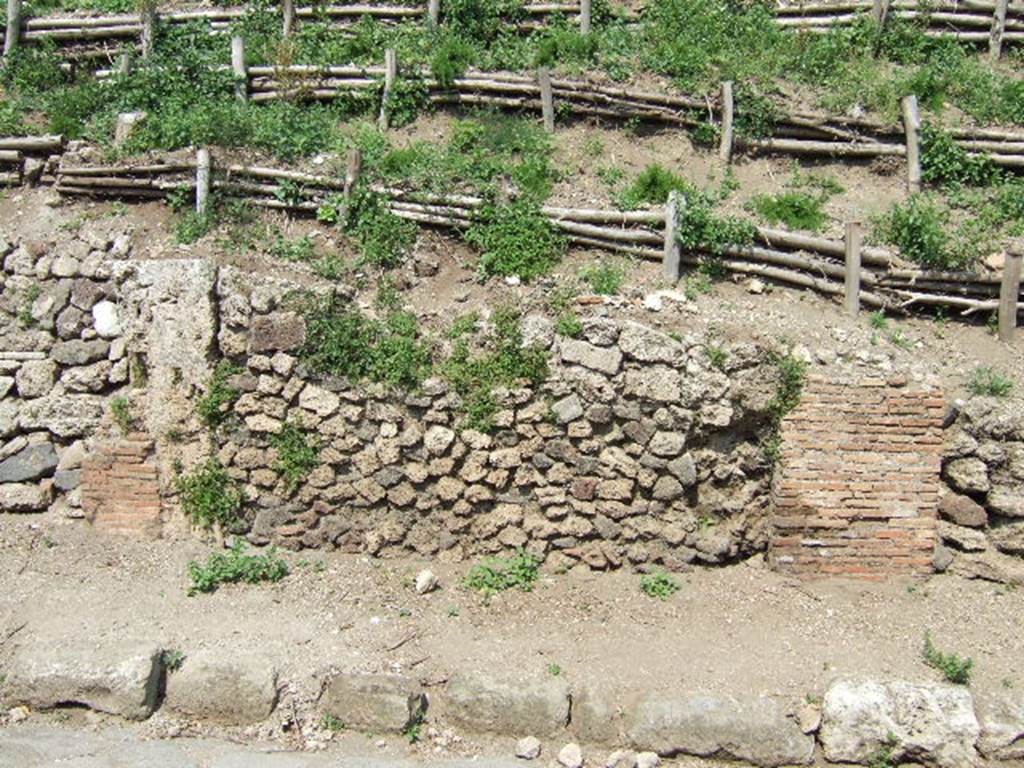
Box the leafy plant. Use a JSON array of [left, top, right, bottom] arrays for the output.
[[580, 261, 624, 295], [640, 570, 680, 600], [404, 712, 425, 743], [270, 419, 321, 493], [187, 540, 289, 596], [547, 663, 562, 676], [706, 345, 727, 370], [467, 201, 566, 281], [176, 458, 244, 530], [869, 310, 889, 330], [968, 366, 1013, 397], [110, 396, 137, 436], [161, 649, 186, 672], [875, 196, 972, 270], [343, 188, 418, 268], [617, 164, 690, 210], [922, 632, 973, 685], [298, 290, 432, 388], [751, 190, 828, 232], [555, 312, 583, 338], [321, 713, 345, 732], [443, 307, 549, 430], [195, 361, 242, 430], [920, 123, 1000, 188], [464, 549, 540, 598]]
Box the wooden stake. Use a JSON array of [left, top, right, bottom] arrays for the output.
[[140, 3, 156, 60], [999, 250, 1022, 342], [3, 0, 21, 58], [990, 0, 1009, 60], [116, 50, 133, 75], [718, 81, 734, 164], [844, 221, 863, 318], [538, 66, 555, 133], [663, 191, 682, 280], [427, 0, 440, 26], [282, 0, 295, 37], [901, 95, 921, 194], [343, 148, 362, 199], [870, 0, 890, 25], [195, 148, 211, 217], [378, 48, 396, 131], [580, 0, 591, 35], [231, 35, 247, 102]]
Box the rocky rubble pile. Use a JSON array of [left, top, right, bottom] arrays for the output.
[[213, 268, 781, 567], [0, 232, 134, 517]]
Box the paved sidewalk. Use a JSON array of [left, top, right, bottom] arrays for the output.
[[0, 726, 523, 768]]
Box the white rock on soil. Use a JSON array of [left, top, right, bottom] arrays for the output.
[[820, 678, 980, 768], [606, 748, 637, 768], [92, 300, 122, 338], [635, 753, 660, 768], [515, 735, 542, 760], [414, 569, 438, 594], [558, 742, 583, 768]]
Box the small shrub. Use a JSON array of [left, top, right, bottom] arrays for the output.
[[580, 261, 624, 295], [920, 124, 1000, 188], [175, 210, 216, 245], [321, 713, 345, 732], [270, 419, 321, 493], [464, 549, 540, 597], [109, 396, 137, 435], [922, 632, 973, 685], [555, 312, 583, 338], [876, 196, 972, 270], [344, 188, 418, 268], [706, 345, 727, 370], [195, 361, 242, 430], [176, 459, 244, 531], [969, 366, 1013, 397], [869, 310, 889, 330], [187, 540, 289, 596], [640, 570, 680, 600], [404, 712, 425, 743], [751, 190, 827, 232], [617, 164, 690, 210], [17, 284, 41, 328], [468, 201, 566, 281], [298, 291, 432, 389], [161, 649, 186, 672], [766, 353, 808, 425], [443, 307, 549, 431]]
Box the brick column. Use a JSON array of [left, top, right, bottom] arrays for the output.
[[770, 376, 944, 579], [81, 435, 162, 538]]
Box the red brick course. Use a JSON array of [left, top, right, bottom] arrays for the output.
[[769, 376, 944, 579], [81, 434, 162, 538]]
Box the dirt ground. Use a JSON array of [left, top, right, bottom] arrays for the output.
[[1, 513, 1022, 752]]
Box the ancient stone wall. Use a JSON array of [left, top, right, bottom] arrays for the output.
[[213, 268, 780, 568], [770, 376, 944, 578], [0, 232, 135, 518]]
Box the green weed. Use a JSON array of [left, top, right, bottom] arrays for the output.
[[321, 713, 345, 732], [580, 261, 624, 295], [270, 419, 322, 493], [160, 649, 186, 672], [968, 366, 1013, 397], [110, 396, 137, 436], [175, 458, 244, 531], [187, 540, 288, 596], [555, 312, 583, 338], [464, 549, 540, 598], [751, 190, 827, 232], [467, 201, 566, 281], [195, 361, 242, 430], [617, 164, 690, 210], [922, 632, 973, 685], [640, 570, 680, 600]]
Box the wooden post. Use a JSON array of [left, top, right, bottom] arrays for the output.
[[428, 0, 440, 26], [116, 51, 133, 75], [990, 0, 1009, 60], [343, 148, 362, 199], [538, 67, 555, 133], [844, 221, 863, 318], [579, 0, 592, 34], [282, 0, 295, 37], [998, 250, 1022, 342], [378, 48, 397, 131], [140, 3, 156, 61], [718, 81, 734, 164], [195, 148, 211, 217], [870, 0, 890, 25], [663, 191, 682, 280], [231, 35, 247, 102], [901, 95, 921, 194], [3, 0, 21, 58]]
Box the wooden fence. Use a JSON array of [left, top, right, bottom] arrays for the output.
[[41, 145, 1024, 340], [3, 0, 1024, 63]]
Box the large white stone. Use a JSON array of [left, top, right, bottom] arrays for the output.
[[92, 300, 122, 338]]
